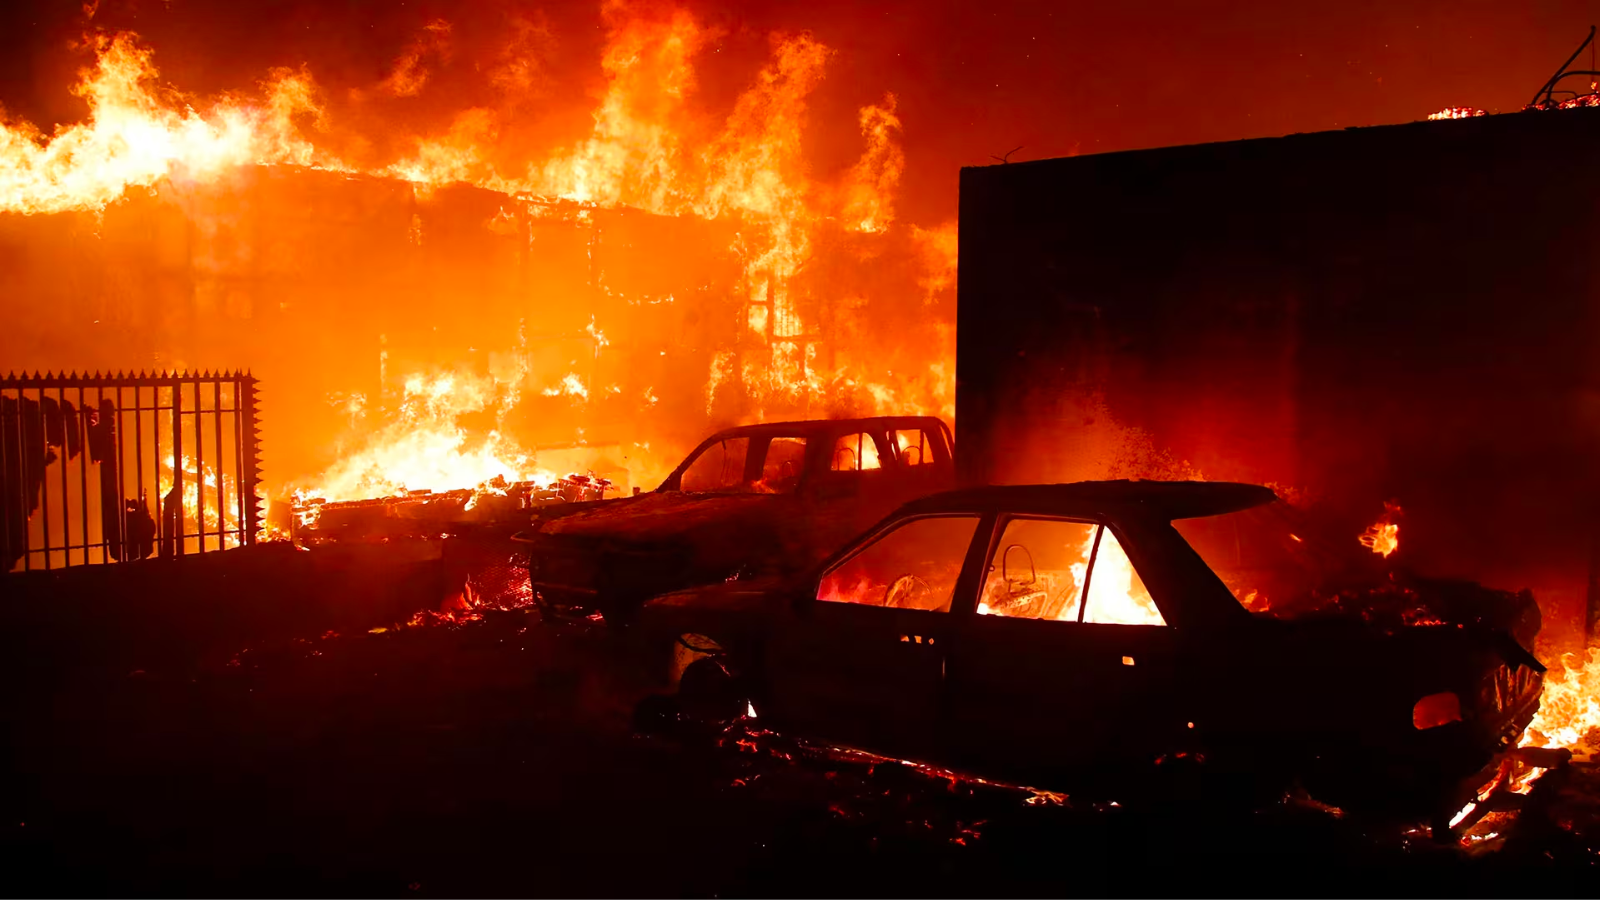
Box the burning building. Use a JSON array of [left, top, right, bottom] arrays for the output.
[[0, 7, 958, 548]]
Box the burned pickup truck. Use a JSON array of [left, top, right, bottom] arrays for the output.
[[635, 481, 1547, 835], [515, 416, 954, 624]]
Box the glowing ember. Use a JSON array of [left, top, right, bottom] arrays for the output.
[[1428, 107, 1488, 120], [1359, 500, 1402, 558]]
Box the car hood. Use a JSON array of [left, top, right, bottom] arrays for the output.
[[536, 491, 788, 545], [647, 575, 795, 612]]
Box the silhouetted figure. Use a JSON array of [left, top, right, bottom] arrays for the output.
[[124, 497, 156, 561]]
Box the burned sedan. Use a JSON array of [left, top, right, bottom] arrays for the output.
[[516, 416, 954, 624], [637, 481, 1546, 832]]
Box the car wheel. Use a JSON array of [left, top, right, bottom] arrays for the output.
[[678, 657, 746, 725], [632, 692, 684, 737]]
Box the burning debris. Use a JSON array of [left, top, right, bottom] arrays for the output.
[[292, 472, 613, 541], [1359, 500, 1403, 558]]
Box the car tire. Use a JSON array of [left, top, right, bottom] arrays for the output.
[[678, 657, 746, 725], [632, 692, 684, 737]]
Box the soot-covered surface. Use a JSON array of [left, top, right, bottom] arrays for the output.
[[3, 600, 1598, 897]]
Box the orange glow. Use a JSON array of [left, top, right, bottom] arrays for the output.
[[1412, 692, 1462, 729]]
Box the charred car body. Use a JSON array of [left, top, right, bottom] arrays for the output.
[[637, 481, 1545, 829], [516, 416, 954, 624]]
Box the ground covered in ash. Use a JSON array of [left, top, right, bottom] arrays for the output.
[[3, 568, 1599, 897]]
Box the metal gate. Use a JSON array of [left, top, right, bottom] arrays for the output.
[[1, 371, 261, 572]]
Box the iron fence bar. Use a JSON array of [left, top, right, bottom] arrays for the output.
[[39, 389, 50, 571], [192, 376, 203, 556], [56, 386, 69, 567], [233, 378, 245, 548], [133, 384, 143, 563], [17, 389, 28, 572], [171, 376, 183, 558], [242, 376, 259, 546], [117, 385, 127, 564], [214, 378, 224, 550], [1, 391, 11, 572], [153, 386, 164, 559], [80, 384, 90, 565], [0, 391, 7, 572]]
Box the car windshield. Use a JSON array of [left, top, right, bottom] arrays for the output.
[[678, 435, 807, 495], [1171, 501, 1354, 618]]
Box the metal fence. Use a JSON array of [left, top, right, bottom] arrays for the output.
[[2, 371, 261, 572]]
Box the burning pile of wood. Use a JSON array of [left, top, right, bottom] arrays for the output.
[[291, 472, 613, 544]]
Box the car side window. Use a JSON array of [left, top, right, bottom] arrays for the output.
[[830, 432, 884, 471], [892, 429, 936, 467], [978, 518, 1166, 626], [757, 437, 807, 491], [817, 515, 981, 613], [978, 518, 1097, 620], [680, 437, 750, 492]]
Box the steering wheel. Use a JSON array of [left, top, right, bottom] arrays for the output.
[[884, 574, 933, 609]]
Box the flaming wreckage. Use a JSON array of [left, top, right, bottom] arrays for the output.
[[516, 416, 955, 622], [635, 482, 1547, 834]]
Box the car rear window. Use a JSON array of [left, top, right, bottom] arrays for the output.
[[1171, 503, 1337, 617]]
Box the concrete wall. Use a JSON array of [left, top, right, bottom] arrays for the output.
[[956, 109, 1600, 643]]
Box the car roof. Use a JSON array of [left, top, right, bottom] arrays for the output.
[[896, 480, 1277, 521], [706, 416, 947, 440]]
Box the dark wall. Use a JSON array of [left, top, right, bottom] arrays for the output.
[[957, 109, 1600, 635]]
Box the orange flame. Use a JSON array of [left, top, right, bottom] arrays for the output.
[[300, 369, 559, 504], [0, 33, 337, 215], [1522, 648, 1600, 755], [1359, 500, 1402, 558], [3, 8, 956, 500]]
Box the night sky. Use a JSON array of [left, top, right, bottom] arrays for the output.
[[3, 0, 1600, 224]]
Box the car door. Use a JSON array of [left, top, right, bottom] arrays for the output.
[[762, 513, 985, 760], [946, 516, 1183, 785]]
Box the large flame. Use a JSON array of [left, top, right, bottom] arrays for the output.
[[303, 369, 558, 504], [1359, 500, 1402, 558], [0, 33, 335, 215], [0, 5, 955, 504], [1522, 649, 1600, 755]]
